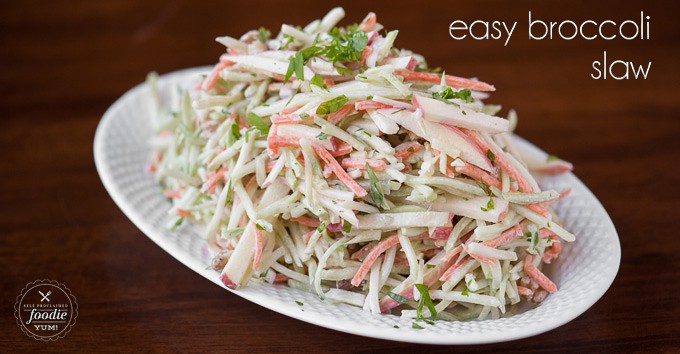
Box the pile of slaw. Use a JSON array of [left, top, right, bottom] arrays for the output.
[[147, 7, 575, 323]]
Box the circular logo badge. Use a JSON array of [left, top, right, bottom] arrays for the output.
[[14, 280, 78, 341]]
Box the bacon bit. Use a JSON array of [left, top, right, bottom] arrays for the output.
[[394, 69, 496, 92], [460, 128, 534, 193], [524, 255, 557, 293], [517, 285, 533, 296], [358, 12, 377, 31], [253, 227, 265, 269], [176, 208, 191, 217], [323, 78, 335, 87], [327, 104, 354, 124], [394, 142, 422, 159], [202, 168, 227, 194], [483, 224, 523, 248], [163, 190, 182, 199], [351, 234, 400, 286], [350, 242, 374, 260], [310, 142, 367, 198], [430, 227, 452, 240], [202, 59, 235, 91], [455, 160, 502, 189], [274, 273, 289, 283], [354, 100, 393, 111], [340, 158, 387, 171], [271, 113, 312, 124], [291, 216, 321, 228]]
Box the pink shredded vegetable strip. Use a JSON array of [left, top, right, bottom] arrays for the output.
[[358, 12, 377, 31], [351, 234, 400, 286], [394, 141, 422, 159], [327, 104, 354, 124], [340, 158, 387, 171], [524, 255, 557, 293], [310, 142, 367, 198], [483, 224, 523, 248], [354, 100, 393, 110], [394, 69, 496, 92], [291, 216, 320, 228], [253, 227, 264, 269]]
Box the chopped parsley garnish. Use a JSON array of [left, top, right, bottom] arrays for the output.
[[547, 154, 560, 162], [295, 301, 304, 306], [387, 291, 408, 303], [310, 74, 327, 88], [391, 107, 407, 115], [342, 219, 352, 233], [407, 147, 415, 152], [432, 87, 473, 104], [257, 27, 271, 43], [246, 112, 270, 135], [412, 322, 424, 329], [285, 46, 322, 82], [316, 132, 328, 140], [393, 325, 400, 328], [317, 222, 326, 233], [476, 181, 493, 196], [480, 197, 495, 212], [256, 223, 266, 231], [486, 149, 495, 164], [366, 164, 384, 208], [225, 179, 233, 204], [316, 95, 348, 115], [426, 264, 436, 269], [229, 120, 241, 142], [299, 113, 310, 119], [414, 284, 437, 322], [321, 26, 368, 64], [461, 287, 470, 296]]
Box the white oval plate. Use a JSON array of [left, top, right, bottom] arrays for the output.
[[94, 67, 621, 345]]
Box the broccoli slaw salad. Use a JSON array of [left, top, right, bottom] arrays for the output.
[[146, 7, 576, 325]]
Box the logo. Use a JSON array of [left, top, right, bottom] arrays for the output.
[[14, 280, 78, 341]]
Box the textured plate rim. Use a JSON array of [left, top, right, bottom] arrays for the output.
[[93, 67, 621, 345]]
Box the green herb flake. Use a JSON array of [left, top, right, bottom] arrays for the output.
[[295, 301, 304, 306], [412, 322, 424, 330], [547, 154, 560, 162], [426, 264, 436, 269], [299, 113, 309, 119], [391, 107, 407, 115], [316, 132, 328, 140], [462, 287, 470, 296], [414, 284, 437, 322], [257, 27, 271, 43], [476, 181, 493, 196], [316, 95, 348, 115], [393, 325, 400, 328], [310, 74, 327, 88], [320, 26, 368, 64], [407, 147, 415, 152], [225, 179, 233, 204], [317, 222, 326, 233], [432, 87, 473, 104], [480, 197, 495, 212], [246, 112, 269, 135], [387, 291, 408, 303], [366, 164, 384, 208], [342, 219, 352, 233], [256, 223, 266, 231], [486, 149, 495, 163]]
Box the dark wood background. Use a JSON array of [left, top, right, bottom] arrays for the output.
[[1, 0, 679, 352]]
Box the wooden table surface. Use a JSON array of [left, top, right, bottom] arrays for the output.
[[2, 0, 679, 352]]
